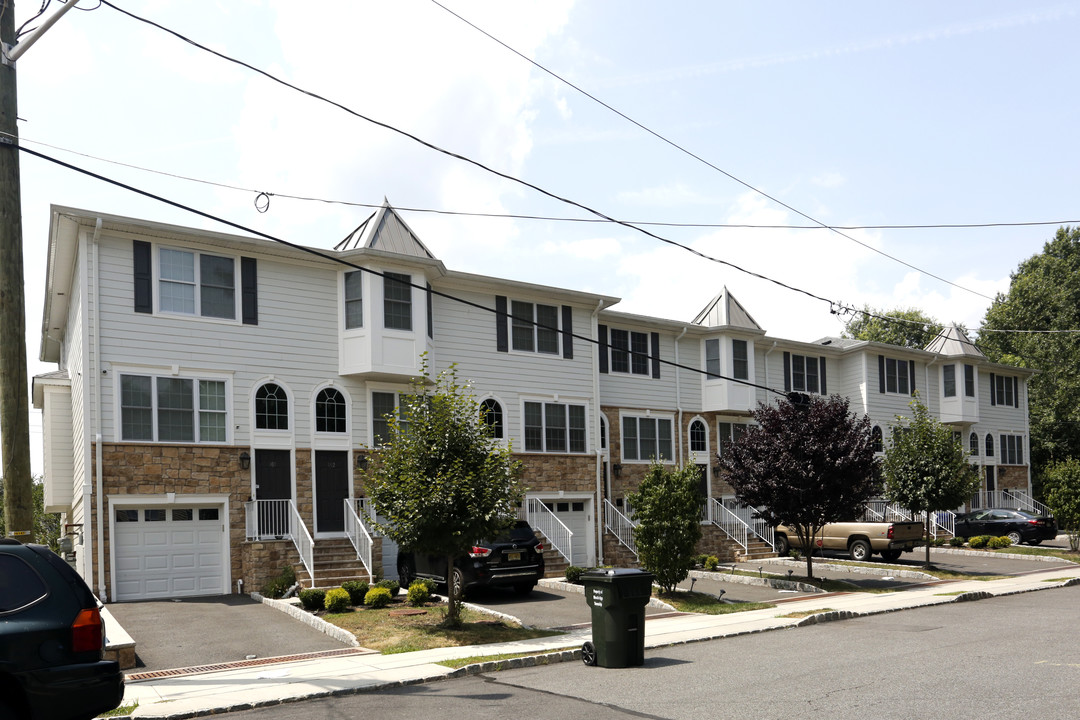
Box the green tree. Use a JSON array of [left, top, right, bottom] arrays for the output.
[[365, 363, 523, 625], [882, 396, 981, 567], [1043, 458, 1080, 551], [843, 306, 954, 349], [722, 395, 880, 578], [979, 226, 1080, 486], [627, 461, 703, 594], [0, 477, 61, 551]]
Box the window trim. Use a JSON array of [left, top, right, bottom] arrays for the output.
[[716, 420, 753, 458], [609, 328, 651, 376], [382, 271, 413, 331], [116, 369, 232, 444], [943, 364, 956, 398], [480, 396, 505, 440], [313, 385, 349, 435], [155, 245, 241, 322], [621, 412, 675, 463], [732, 339, 749, 381], [522, 399, 589, 454], [511, 300, 562, 356], [1000, 434, 1025, 465], [370, 388, 414, 447], [343, 270, 364, 330]]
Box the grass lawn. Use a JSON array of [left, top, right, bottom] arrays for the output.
[[321, 602, 563, 654], [657, 591, 774, 614]]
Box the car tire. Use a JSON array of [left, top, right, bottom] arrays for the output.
[[880, 549, 902, 562], [1007, 531, 1023, 545], [451, 567, 466, 600], [582, 641, 597, 666], [774, 535, 790, 556], [513, 582, 535, 596], [849, 539, 872, 562]]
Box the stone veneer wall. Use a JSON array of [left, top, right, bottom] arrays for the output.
[[994, 465, 1030, 492]]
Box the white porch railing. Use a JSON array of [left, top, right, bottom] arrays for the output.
[[603, 498, 638, 559], [523, 497, 573, 564], [343, 499, 374, 582], [926, 510, 956, 538], [865, 499, 914, 522], [244, 499, 314, 583], [708, 498, 750, 553], [722, 498, 776, 551], [969, 490, 1051, 516]]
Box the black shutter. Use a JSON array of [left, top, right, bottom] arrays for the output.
[[783, 352, 791, 392], [1000, 434, 1006, 463], [650, 332, 661, 379], [427, 283, 433, 338], [241, 257, 258, 325], [1013, 377, 1018, 408], [990, 373, 996, 406], [908, 361, 916, 396], [133, 240, 152, 314], [598, 325, 609, 374], [878, 355, 885, 394], [562, 305, 573, 359], [819, 357, 827, 395], [495, 295, 508, 352]]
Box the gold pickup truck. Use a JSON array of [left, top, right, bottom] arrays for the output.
[[774, 521, 924, 562]]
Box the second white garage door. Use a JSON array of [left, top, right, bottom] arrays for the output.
[[113, 505, 226, 601], [542, 498, 592, 567]]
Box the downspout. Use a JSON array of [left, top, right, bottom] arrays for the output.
[[592, 299, 604, 567], [92, 218, 106, 601], [674, 326, 687, 466]]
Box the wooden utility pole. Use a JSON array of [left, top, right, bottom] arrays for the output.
[[1, 0, 33, 543]]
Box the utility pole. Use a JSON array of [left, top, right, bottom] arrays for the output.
[[1, 0, 81, 542], [1, 0, 33, 543]]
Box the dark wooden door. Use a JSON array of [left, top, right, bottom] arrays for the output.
[[255, 449, 291, 536], [315, 450, 349, 534]]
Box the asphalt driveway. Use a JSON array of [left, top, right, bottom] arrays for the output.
[[106, 594, 349, 672]]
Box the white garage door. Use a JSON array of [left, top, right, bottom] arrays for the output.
[[544, 499, 591, 567], [114, 506, 226, 601]]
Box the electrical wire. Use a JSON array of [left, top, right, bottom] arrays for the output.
[[428, 0, 996, 303]]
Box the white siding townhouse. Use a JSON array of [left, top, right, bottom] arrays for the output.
[[33, 203, 1035, 603]]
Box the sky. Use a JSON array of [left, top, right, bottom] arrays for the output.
[[6, 0, 1080, 474]]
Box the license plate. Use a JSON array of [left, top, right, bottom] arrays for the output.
[[506, 552, 521, 562]]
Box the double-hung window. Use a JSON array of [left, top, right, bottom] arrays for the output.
[[705, 339, 721, 379], [1000, 434, 1024, 465], [883, 357, 911, 395], [120, 374, 227, 443], [512, 301, 559, 354], [610, 329, 649, 375], [732, 340, 748, 381], [524, 401, 586, 452], [791, 354, 820, 394], [344, 271, 363, 329], [372, 391, 412, 445], [964, 364, 975, 397], [991, 374, 1018, 407], [622, 415, 673, 461], [943, 364, 957, 398], [716, 421, 749, 457], [383, 272, 412, 330], [159, 248, 236, 319]]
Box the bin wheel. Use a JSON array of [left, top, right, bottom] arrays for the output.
[[581, 641, 597, 666]]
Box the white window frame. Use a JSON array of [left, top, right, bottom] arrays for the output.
[[479, 395, 507, 442], [155, 246, 240, 322], [311, 383, 351, 450], [943, 364, 957, 398], [610, 328, 649, 375], [343, 270, 364, 330], [511, 300, 561, 355], [1001, 434, 1024, 465], [369, 387, 415, 447], [115, 368, 233, 444], [790, 354, 823, 394], [716, 420, 753, 458], [522, 399, 588, 454], [620, 412, 675, 463], [884, 357, 911, 395]]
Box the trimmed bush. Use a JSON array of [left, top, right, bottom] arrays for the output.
[[949, 536, 966, 547], [324, 588, 351, 613], [565, 566, 585, 584], [968, 535, 991, 549], [365, 586, 393, 608], [407, 580, 432, 606], [341, 580, 369, 606], [375, 579, 400, 596], [298, 588, 326, 612], [987, 536, 1012, 549], [703, 555, 720, 571]]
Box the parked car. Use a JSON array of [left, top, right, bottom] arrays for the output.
[[774, 520, 924, 562], [954, 509, 1058, 545], [397, 520, 545, 597], [0, 538, 125, 720]]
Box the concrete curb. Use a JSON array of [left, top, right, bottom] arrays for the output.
[[689, 568, 827, 592], [251, 592, 360, 648], [756, 558, 935, 580]]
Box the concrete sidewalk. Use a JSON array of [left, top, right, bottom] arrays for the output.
[[119, 563, 1080, 719]]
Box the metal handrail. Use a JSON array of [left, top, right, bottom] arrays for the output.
[[708, 498, 749, 553], [722, 498, 776, 551], [524, 497, 573, 564], [243, 499, 314, 583], [343, 499, 374, 582], [927, 509, 955, 538], [603, 498, 638, 559], [969, 490, 1051, 516]]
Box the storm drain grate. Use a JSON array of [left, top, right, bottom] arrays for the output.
[[126, 647, 374, 682]]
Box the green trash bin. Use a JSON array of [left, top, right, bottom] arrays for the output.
[[580, 568, 654, 668]]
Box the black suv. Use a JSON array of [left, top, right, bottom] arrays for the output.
[[397, 520, 546, 597], [0, 538, 125, 720]]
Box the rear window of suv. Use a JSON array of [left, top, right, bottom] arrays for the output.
[[494, 521, 537, 543], [0, 555, 49, 614]]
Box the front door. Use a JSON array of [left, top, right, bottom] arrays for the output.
[[315, 450, 349, 535], [255, 449, 291, 537]]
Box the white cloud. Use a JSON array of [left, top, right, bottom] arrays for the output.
[[812, 172, 846, 189], [540, 236, 621, 260]]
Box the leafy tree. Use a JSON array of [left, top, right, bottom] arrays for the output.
[[627, 462, 703, 594], [365, 363, 523, 625], [979, 226, 1080, 486], [0, 477, 61, 551], [722, 394, 880, 578], [882, 396, 981, 567], [1043, 458, 1080, 551], [843, 306, 955, 349]]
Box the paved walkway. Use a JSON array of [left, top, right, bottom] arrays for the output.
[[115, 558, 1080, 719]]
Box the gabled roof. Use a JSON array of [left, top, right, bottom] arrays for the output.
[[924, 325, 984, 358], [334, 200, 435, 259], [692, 287, 763, 332]]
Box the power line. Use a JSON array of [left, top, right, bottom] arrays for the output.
[[12, 130, 1079, 233], [427, 0, 996, 303]]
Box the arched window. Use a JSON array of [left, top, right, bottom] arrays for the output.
[[969, 432, 979, 456], [480, 398, 503, 439], [985, 433, 994, 458], [689, 420, 707, 453], [255, 383, 289, 430], [871, 426, 883, 453], [315, 388, 347, 433]]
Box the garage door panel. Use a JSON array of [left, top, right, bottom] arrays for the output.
[[172, 554, 196, 570]]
